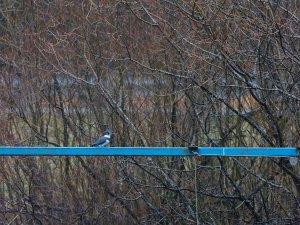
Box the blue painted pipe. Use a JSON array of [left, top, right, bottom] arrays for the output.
[[0, 147, 297, 157]]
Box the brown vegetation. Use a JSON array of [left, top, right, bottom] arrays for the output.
[[0, 0, 299, 224]]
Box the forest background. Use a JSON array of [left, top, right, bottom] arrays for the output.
[[0, 0, 299, 224]]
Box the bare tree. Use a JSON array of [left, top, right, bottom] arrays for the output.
[[0, 0, 299, 224]]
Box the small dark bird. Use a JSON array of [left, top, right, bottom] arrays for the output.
[[91, 130, 112, 147]]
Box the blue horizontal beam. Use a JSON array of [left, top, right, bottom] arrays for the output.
[[0, 147, 297, 157]]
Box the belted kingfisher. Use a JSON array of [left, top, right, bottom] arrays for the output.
[[91, 130, 112, 147]]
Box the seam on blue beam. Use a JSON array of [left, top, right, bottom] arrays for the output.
[[0, 147, 297, 157]]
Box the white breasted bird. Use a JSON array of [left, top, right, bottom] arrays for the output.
[[91, 130, 112, 147]]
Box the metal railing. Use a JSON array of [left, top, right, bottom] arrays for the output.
[[0, 147, 297, 157]]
